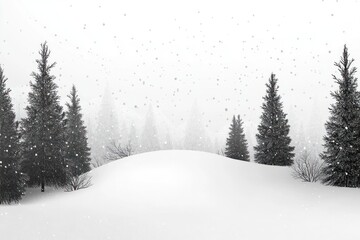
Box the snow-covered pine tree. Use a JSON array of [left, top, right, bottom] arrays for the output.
[[0, 66, 25, 204], [321, 45, 360, 187], [65, 85, 91, 176], [254, 73, 294, 166], [21, 42, 68, 192], [225, 115, 250, 161]]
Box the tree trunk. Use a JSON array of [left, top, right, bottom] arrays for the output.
[[41, 178, 45, 192], [41, 146, 45, 192]]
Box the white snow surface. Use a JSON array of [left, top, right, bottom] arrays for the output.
[[1, 150, 360, 239]]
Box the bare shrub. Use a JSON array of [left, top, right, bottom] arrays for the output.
[[104, 140, 134, 161], [292, 151, 324, 182], [91, 157, 104, 169], [217, 148, 225, 156], [65, 173, 92, 192]]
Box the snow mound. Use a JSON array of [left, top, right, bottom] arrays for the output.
[[2, 150, 360, 240]]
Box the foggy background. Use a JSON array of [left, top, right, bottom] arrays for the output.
[[1, 0, 360, 161]]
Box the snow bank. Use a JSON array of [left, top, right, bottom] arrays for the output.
[[1, 150, 360, 240]]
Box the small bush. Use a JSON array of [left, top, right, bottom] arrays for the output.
[[104, 140, 134, 161], [65, 173, 92, 192], [217, 148, 225, 156], [292, 151, 324, 182], [91, 157, 104, 169]]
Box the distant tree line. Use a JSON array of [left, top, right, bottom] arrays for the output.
[[89, 98, 215, 166]]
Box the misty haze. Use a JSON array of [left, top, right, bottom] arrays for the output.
[[1, 0, 360, 239]]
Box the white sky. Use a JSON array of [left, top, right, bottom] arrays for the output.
[[1, 0, 360, 150]]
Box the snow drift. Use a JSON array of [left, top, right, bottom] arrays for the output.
[[1, 150, 360, 240]]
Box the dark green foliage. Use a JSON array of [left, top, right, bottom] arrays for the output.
[[321, 45, 360, 187], [0, 66, 25, 204], [254, 73, 295, 166], [225, 115, 250, 161], [21, 42, 68, 192], [65, 85, 91, 176]]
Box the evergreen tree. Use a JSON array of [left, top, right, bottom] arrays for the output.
[[254, 73, 294, 166], [92, 85, 120, 160], [129, 122, 139, 152], [140, 105, 160, 152], [321, 45, 360, 187], [65, 85, 91, 176], [21, 42, 68, 192], [225, 115, 250, 161], [184, 101, 208, 151], [163, 131, 173, 150], [119, 122, 129, 145], [0, 66, 25, 203]]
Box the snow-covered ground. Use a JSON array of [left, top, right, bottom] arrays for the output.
[[1, 150, 360, 240]]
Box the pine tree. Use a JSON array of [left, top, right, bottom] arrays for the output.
[[140, 105, 160, 152], [321, 45, 360, 187], [119, 122, 129, 145], [184, 101, 207, 151], [225, 115, 250, 161], [65, 85, 91, 176], [92, 85, 120, 160], [129, 123, 139, 152], [163, 131, 173, 150], [21, 42, 68, 192], [0, 66, 25, 203], [254, 73, 294, 166]]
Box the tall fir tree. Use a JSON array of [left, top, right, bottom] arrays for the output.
[[21, 42, 68, 192], [65, 85, 91, 176], [254, 73, 294, 166], [0, 66, 25, 203], [225, 115, 250, 161], [321, 45, 360, 187]]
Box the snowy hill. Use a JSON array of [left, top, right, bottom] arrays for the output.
[[1, 150, 360, 240]]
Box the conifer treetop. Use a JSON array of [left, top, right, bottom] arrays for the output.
[[0, 66, 12, 106], [66, 85, 81, 112], [333, 45, 357, 83], [32, 42, 56, 80]]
